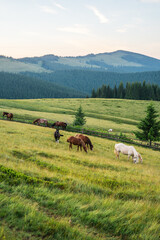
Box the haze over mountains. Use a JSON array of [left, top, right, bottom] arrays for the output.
[[0, 50, 160, 98], [1, 50, 160, 73]]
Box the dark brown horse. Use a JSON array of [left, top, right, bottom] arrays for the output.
[[3, 112, 13, 120], [33, 118, 48, 127], [54, 129, 63, 143], [75, 134, 93, 150], [67, 136, 87, 153], [52, 121, 67, 130]]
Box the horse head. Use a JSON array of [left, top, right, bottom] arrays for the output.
[[90, 144, 93, 151], [52, 123, 56, 128]]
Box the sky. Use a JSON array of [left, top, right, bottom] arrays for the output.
[[0, 0, 160, 59]]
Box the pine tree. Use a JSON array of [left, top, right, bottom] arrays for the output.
[[91, 88, 96, 98], [73, 106, 86, 126], [134, 103, 160, 146]]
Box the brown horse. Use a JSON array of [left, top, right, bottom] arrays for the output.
[[3, 112, 9, 117], [67, 136, 87, 153], [3, 112, 13, 120], [33, 118, 48, 127], [75, 134, 93, 150], [52, 121, 67, 130]]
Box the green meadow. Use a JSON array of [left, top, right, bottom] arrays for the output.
[[0, 98, 160, 240], [0, 98, 160, 135]]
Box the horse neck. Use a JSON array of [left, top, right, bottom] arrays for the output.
[[34, 119, 39, 123], [132, 148, 138, 157]]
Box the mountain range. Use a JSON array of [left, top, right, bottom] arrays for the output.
[[0, 50, 160, 98], [1, 50, 160, 73]]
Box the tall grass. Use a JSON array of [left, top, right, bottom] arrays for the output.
[[0, 120, 160, 239]]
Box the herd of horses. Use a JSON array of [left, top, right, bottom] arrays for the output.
[[2, 113, 142, 163]]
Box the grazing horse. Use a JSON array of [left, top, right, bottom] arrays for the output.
[[3, 112, 13, 120], [67, 136, 87, 153], [52, 121, 67, 130], [75, 134, 93, 150], [114, 143, 143, 163], [3, 112, 9, 117], [33, 118, 48, 127], [54, 129, 63, 143]]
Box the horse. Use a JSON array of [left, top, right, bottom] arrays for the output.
[[67, 136, 87, 153], [108, 129, 113, 132], [52, 121, 67, 130], [3, 112, 13, 120], [114, 143, 143, 163], [33, 118, 48, 127], [3, 112, 9, 117], [54, 129, 63, 143], [75, 134, 93, 150]]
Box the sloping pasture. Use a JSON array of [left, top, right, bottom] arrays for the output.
[[0, 120, 160, 240], [0, 98, 160, 136]]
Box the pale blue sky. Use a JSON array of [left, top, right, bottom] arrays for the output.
[[0, 0, 160, 58]]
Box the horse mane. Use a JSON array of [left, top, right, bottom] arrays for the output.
[[33, 118, 40, 124]]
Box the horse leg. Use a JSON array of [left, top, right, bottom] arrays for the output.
[[69, 143, 72, 150], [114, 149, 119, 159]]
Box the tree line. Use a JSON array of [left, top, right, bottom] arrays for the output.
[[23, 70, 160, 95], [0, 72, 85, 99], [91, 81, 160, 101]]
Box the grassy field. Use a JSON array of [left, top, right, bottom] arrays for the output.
[[0, 98, 160, 136], [0, 120, 160, 240]]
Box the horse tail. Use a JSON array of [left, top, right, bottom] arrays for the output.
[[88, 138, 93, 150], [81, 140, 87, 153]]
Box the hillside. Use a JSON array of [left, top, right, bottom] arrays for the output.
[[18, 50, 160, 73], [0, 55, 50, 73], [0, 72, 85, 99], [0, 118, 160, 240], [1, 50, 160, 74], [0, 98, 159, 137], [24, 70, 160, 94]]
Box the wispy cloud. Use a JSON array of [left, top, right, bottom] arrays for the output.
[[40, 5, 57, 14], [87, 5, 109, 23], [116, 24, 135, 33], [57, 24, 89, 35], [54, 3, 66, 10]]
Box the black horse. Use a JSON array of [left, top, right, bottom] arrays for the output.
[[54, 129, 63, 143]]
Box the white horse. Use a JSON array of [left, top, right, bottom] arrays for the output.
[[114, 143, 143, 163]]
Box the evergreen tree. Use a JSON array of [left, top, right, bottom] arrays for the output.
[[91, 88, 96, 98], [134, 103, 160, 146], [117, 82, 125, 98], [73, 106, 86, 126], [113, 85, 117, 98]]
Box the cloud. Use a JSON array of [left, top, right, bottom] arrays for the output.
[[54, 3, 66, 10], [57, 24, 89, 35], [87, 5, 109, 23], [116, 24, 135, 33], [40, 5, 57, 14]]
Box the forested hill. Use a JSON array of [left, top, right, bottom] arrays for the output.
[[0, 72, 85, 99], [24, 70, 160, 94]]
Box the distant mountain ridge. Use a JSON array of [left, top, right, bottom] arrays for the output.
[[0, 50, 160, 73], [1, 50, 160, 99]]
